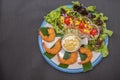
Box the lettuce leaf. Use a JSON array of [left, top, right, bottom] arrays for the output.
[[96, 42, 109, 57], [86, 6, 96, 12], [103, 29, 113, 37], [93, 13, 108, 21], [100, 34, 107, 40], [100, 28, 113, 40], [72, 1, 81, 6]]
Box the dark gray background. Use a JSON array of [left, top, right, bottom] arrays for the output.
[[0, 0, 120, 80]]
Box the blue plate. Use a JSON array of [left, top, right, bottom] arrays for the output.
[[38, 5, 109, 73]]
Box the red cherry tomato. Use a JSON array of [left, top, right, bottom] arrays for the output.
[[90, 28, 98, 36], [64, 16, 70, 25], [79, 22, 85, 29]]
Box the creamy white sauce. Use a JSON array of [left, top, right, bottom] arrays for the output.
[[62, 34, 80, 52]]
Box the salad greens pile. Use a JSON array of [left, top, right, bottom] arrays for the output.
[[44, 6, 72, 34], [44, 1, 113, 58]]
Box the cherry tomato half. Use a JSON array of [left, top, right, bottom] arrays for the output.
[[79, 22, 85, 29], [64, 16, 70, 25], [90, 28, 98, 36]]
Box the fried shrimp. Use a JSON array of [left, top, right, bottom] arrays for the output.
[[57, 52, 78, 65], [39, 28, 56, 42], [78, 47, 93, 64], [43, 39, 62, 54]]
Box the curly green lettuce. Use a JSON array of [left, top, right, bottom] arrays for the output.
[[86, 6, 96, 12], [44, 6, 72, 34]]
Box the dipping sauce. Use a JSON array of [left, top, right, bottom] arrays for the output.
[[62, 34, 80, 52]]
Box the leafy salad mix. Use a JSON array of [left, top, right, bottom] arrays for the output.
[[44, 1, 113, 58]]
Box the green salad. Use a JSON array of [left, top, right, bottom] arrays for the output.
[[44, 1, 113, 58]]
